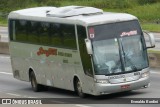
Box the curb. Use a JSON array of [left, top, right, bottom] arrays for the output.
[[0, 42, 9, 54]]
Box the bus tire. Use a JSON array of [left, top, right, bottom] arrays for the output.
[[30, 72, 42, 92], [75, 78, 86, 98]]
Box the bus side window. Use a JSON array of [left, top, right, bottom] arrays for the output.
[[28, 21, 39, 44], [9, 20, 16, 41], [15, 20, 27, 42], [39, 22, 51, 45], [77, 25, 93, 76], [50, 23, 63, 47], [50, 23, 77, 49], [62, 24, 77, 49]]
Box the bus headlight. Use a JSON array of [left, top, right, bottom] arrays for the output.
[[94, 79, 109, 84], [141, 71, 150, 78]]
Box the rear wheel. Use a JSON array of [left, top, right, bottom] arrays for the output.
[[75, 79, 86, 98], [30, 72, 42, 92]]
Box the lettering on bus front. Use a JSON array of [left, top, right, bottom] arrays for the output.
[[120, 30, 137, 37]]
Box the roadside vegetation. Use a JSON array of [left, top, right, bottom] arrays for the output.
[[0, 0, 159, 32]]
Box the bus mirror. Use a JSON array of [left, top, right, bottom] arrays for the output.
[[85, 39, 93, 55], [143, 31, 155, 49]]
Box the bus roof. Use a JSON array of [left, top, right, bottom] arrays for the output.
[[8, 6, 138, 26]]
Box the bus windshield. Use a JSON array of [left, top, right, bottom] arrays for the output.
[[88, 20, 148, 75]]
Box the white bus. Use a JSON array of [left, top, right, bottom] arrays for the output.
[[8, 6, 155, 97]]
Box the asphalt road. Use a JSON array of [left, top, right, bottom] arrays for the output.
[[0, 54, 160, 107]]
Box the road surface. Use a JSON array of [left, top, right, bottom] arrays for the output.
[[0, 54, 160, 107]]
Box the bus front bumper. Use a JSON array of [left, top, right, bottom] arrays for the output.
[[93, 76, 150, 95]]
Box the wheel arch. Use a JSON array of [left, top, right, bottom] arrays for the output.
[[28, 66, 35, 81], [73, 75, 81, 91]]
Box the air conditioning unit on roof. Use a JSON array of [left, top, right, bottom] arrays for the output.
[[46, 6, 103, 18]]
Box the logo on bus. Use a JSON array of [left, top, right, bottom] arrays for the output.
[[37, 47, 57, 57], [120, 30, 137, 37], [89, 27, 95, 39]]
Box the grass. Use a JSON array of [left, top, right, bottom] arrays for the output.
[[148, 50, 160, 54], [0, 17, 7, 26], [125, 3, 160, 22], [141, 23, 160, 32]]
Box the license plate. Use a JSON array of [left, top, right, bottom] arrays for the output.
[[121, 84, 130, 89]]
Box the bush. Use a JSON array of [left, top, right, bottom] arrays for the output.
[[59, 0, 138, 9]]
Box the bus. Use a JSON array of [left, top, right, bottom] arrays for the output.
[[8, 6, 155, 97]]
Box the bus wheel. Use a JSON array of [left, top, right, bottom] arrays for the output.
[[75, 79, 86, 98], [30, 72, 41, 92]]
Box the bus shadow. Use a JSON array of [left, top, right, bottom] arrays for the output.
[[47, 87, 77, 97], [20, 86, 149, 104], [46, 86, 147, 98]]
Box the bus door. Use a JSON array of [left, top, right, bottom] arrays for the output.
[[77, 25, 95, 93]]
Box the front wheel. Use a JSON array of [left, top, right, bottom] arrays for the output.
[[75, 79, 86, 98], [30, 72, 42, 92]]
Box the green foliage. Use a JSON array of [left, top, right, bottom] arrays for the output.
[[126, 3, 160, 22], [136, 0, 160, 5], [141, 23, 160, 32], [0, 0, 160, 12], [1, 0, 159, 12], [0, 17, 7, 26], [59, 0, 138, 9], [0, 0, 160, 31]]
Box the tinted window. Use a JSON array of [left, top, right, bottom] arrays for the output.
[[9, 20, 15, 41], [77, 25, 93, 76], [28, 21, 39, 44], [15, 20, 28, 42], [39, 22, 51, 45], [62, 24, 77, 49], [50, 23, 63, 47], [50, 23, 77, 49], [89, 20, 142, 41], [9, 20, 77, 49]]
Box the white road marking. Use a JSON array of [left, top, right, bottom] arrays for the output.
[[6, 93, 21, 97], [0, 56, 10, 59], [76, 104, 91, 107], [6, 92, 38, 98], [50, 100, 65, 104], [23, 95, 37, 98], [0, 72, 12, 75], [151, 71, 160, 74], [27, 97, 38, 98]]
